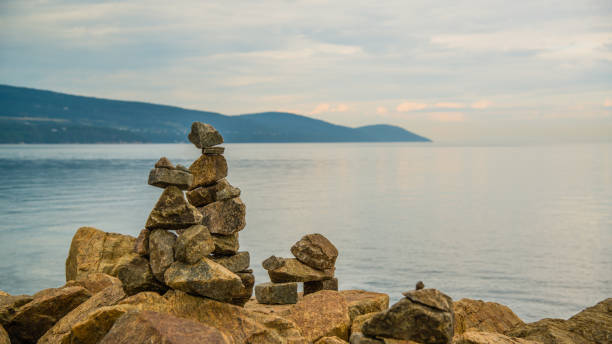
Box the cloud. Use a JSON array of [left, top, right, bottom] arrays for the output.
[[376, 106, 388, 115], [310, 103, 349, 115], [396, 102, 427, 112], [471, 100, 492, 109], [434, 102, 465, 109], [428, 112, 465, 122], [605, 99, 612, 108]]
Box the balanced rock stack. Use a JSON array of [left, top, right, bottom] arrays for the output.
[[120, 122, 253, 306], [255, 233, 339, 305]]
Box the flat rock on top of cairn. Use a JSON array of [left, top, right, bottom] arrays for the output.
[[145, 186, 203, 230], [291, 233, 338, 270], [188, 122, 224, 148], [154, 157, 174, 169]]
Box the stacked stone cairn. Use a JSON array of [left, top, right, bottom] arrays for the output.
[[255, 233, 339, 304], [121, 122, 253, 306]]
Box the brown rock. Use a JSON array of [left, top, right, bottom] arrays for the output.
[[203, 146, 225, 155], [416, 281, 425, 290], [188, 122, 224, 149], [5, 285, 91, 344], [304, 278, 339, 295], [0, 294, 32, 326], [288, 290, 351, 342], [186, 179, 240, 207], [0, 325, 8, 344], [453, 331, 540, 344], [349, 333, 383, 343], [134, 228, 150, 256], [116, 256, 168, 296], [339, 290, 389, 322], [37, 283, 126, 344], [174, 224, 214, 264], [212, 233, 240, 255], [211, 251, 250, 272], [317, 336, 349, 344], [65, 227, 137, 281], [155, 157, 174, 169], [199, 197, 246, 235], [145, 186, 203, 230], [267, 258, 335, 283], [164, 258, 243, 302], [244, 297, 297, 317], [363, 288, 454, 344], [0, 292, 7, 297], [291, 233, 338, 270], [64, 273, 123, 294], [263, 255, 286, 270], [230, 271, 255, 307], [99, 310, 231, 344], [149, 229, 177, 282], [453, 298, 524, 335], [189, 154, 228, 189], [148, 167, 193, 190], [256, 282, 298, 305], [351, 312, 379, 336]]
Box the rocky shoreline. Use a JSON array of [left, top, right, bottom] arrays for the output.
[[0, 122, 609, 344]]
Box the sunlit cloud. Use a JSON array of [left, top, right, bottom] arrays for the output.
[[428, 112, 465, 122], [310, 103, 349, 115], [605, 99, 612, 108], [434, 102, 465, 109], [376, 106, 388, 115], [471, 100, 492, 109], [396, 102, 427, 112]]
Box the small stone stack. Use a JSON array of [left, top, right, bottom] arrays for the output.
[[120, 122, 253, 306], [255, 233, 339, 305]]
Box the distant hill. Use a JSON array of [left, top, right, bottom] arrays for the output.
[[0, 84, 431, 143]]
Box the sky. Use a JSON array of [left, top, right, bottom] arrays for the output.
[[1, 0, 611, 143]]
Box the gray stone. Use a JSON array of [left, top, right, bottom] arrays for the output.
[[255, 282, 298, 305], [174, 225, 214, 264], [133, 229, 150, 256], [265, 257, 335, 283], [188, 122, 224, 148], [149, 229, 176, 283], [416, 281, 424, 290], [198, 198, 246, 235], [212, 233, 240, 255], [154, 157, 174, 169], [164, 258, 243, 302], [186, 179, 240, 207], [362, 288, 454, 344], [202, 146, 225, 155], [291, 233, 338, 270], [145, 186, 203, 230], [148, 167, 193, 190], [116, 256, 167, 296], [304, 278, 339, 295], [211, 251, 250, 272]]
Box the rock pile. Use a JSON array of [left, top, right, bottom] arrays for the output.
[[255, 233, 339, 305], [119, 122, 253, 306]]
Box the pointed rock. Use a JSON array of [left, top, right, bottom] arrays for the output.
[[265, 257, 335, 283], [198, 197, 246, 235], [149, 229, 177, 282], [145, 186, 203, 230], [291, 233, 338, 270], [174, 225, 214, 264], [188, 122, 224, 149], [154, 157, 174, 169], [189, 154, 228, 189], [186, 179, 240, 207]]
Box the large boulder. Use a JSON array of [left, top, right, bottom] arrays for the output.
[[265, 257, 335, 283], [362, 288, 454, 344], [5, 285, 91, 344], [189, 154, 228, 189], [149, 229, 177, 282], [507, 298, 612, 344], [288, 290, 351, 343], [65, 227, 137, 281], [37, 283, 126, 344], [145, 186, 203, 230], [0, 325, 8, 344], [188, 122, 224, 149], [317, 336, 349, 344], [453, 298, 524, 335], [164, 258, 243, 302], [116, 256, 167, 296], [199, 197, 246, 235], [211, 251, 250, 272], [99, 310, 231, 344], [453, 331, 540, 344], [64, 273, 123, 294], [148, 167, 193, 190], [0, 293, 32, 326], [186, 179, 240, 207], [212, 233, 240, 255], [351, 312, 379, 336], [339, 290, 389, 321], [291, 233, 338, 270]]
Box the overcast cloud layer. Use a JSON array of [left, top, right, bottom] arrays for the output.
[[1, 0, 611, 142]]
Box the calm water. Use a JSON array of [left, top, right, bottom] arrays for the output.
[[0, 143, 610, 322]]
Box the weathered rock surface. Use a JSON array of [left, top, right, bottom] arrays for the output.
[[37, 283, 126, 344], [363, 288, 454, 344], [244, 297, 297, 317], [0, 293, 32, 326], [317, 336, 349, 344], [339, 290, 389, 322], [453, 331, 540, 344], [65, 227, 137, 281], [203, 146, 225, 155], [0, 325, 8, 344], [145, 186, 203, 230], [231, 271, 255, 307], [164, 258, 243, 302], [189, 154, 228, 189], [5, 285, 91, 344], [148, 167, 193, 190], [155, 157, 174, 169], [116, 256, 167, 295], [351, 312, 379, 336], [211, 251, 250, 272], [0, 292, 7, 297], [149, 229, 177, 282], [266, 258, 335, 283], [199, 197, 246, 235], [213, 233, 240, 255], [263, 255, 286, 270], [256, 282, 298, 305], [64, 272, 122, 294], [188, 122, 224, 149], [453, 298, 524, 335], [507, 298, 612, 344], [99, 310, 231, 344], [350, 333, 419, 344], [288, 290, 351, 343], [174, 224, 214, 264], [134, 228, 150, 256], [291, 233, 338, 270], [186, 179, 240, 207], [305, 278, 339, 295]]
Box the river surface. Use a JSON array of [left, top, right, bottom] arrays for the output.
[[0, 142, 610, 322]]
